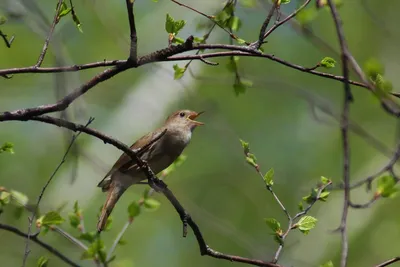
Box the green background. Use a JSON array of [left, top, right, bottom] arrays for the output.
[[1, 0, 400, 266]]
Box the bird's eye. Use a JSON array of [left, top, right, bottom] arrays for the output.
[[179, 112, 185, 117]]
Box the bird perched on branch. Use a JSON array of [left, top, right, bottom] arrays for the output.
[[97, 109, 204, 232]]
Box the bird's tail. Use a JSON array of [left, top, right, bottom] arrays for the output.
[[97, 185, 126, 233]]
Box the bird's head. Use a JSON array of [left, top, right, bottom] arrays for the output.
[[165, 109, 204, 132]]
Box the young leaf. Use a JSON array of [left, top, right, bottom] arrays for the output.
[[281, 0, 291, 4], [364, 58, 384, 81], [173, 64, 186, 80], [320, 57, 336, 69], [79, 232, 97, 243], [174, 20, 186, 33], [37, 256, 49, 267], [143, 198, 161, 211], [318, 191, 330, 201], [239, 139, 250, 154], [40, 211, 65, 226], [297, 215, 317, 235], [0, 191, 11, 205], [172, 36, 185, 44], [0, 142, 14, 154], [72, 12, 83, 33], [165, 13, 175, 34], [263, 168, 274, 186], [377, 175, 397, 198], [228, 16, 242, 31], [128, 201, 141, 218], [320, 176, 330, 185], [264, 218, 281, 232], [298, 201, 304, 211], [10, 190, 28, 206], [69, 213, 80, 228], [0, 16, 7, 25]]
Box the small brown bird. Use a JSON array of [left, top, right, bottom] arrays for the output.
[[97, 109, 204, 232]]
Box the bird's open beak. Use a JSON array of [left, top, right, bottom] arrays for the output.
[[187, 111, 205, 126]]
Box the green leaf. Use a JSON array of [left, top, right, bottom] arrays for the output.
[[172, 36, 185, 44], [0, 191, 11, 205], [239, 139, 250, 154], [173, 64, 186, 80], [227, 56, 239, 72], [375, 74, 393, 93], [128, 201, 141, 218], [40, 211, 64, 226], [320, 176, 330, 185], [263, 168, 274, 186], [37, 256, 49, 267], [320, 260, 334, 267], [0, 16, 7, 25], [105, 216, 113, 231], [10, 190, 28, 206], [273, 234, 284, 245], [245, 153, 257, 168], [264, 218, 281, 232], [228, 16, 242, 31], [377, 175, 397, 198], [81, 239, 105, 260], [280, 0, 291, 4], [319, 191, 330, 201], [58, 1, 71, 19], [302, 188, 318, 204], [320, 57, 336, 69], [297, 215, 317, 235], [298, 201, 304, 211], [68, 213, 80, 228], [0, 142, 14, 154], [165, 13, 175, 33], [174, 20, 186, 34], [364, 58, 384, 81], [72, 12, 83, 33], [236, 38, 246, 44], [79, 232, 97, 243], [143, 198, 161, 211], [233, 79, 253, 96]]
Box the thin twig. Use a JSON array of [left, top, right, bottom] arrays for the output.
[[22, 118, 93, 267], [273, 181, 332, 263], [326, 1, 353, 267], [0, 30, 15, 48], [253, 0, 279, 48], [35, 0, 63, 67], [0, 223, 81, 267]]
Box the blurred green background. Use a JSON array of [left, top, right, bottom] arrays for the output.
[[1, 0, 400, 266]]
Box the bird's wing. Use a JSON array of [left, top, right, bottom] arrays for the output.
[[97, 128, 167, 190]]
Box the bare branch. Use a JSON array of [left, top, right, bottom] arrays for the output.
[[35, 0, 63, 67], [0, 223, 81, 267], [125, 0, 138, 63], [375, 257, 400, 267]]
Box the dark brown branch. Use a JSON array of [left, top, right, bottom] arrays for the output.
[[261, 0, 312, 41], [0, 30, 15, 48], [35, 0, 63, 67], [125, 0, 138, 63], [253, 0, 279, 49], [0, 223, 81, 267], [327, 1, 353, 267], [375, 257, 400, 267]]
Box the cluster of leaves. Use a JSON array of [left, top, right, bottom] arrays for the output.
[[0, 142, 14, 154], [299, 176, 331, 211], [364, 58, 393, 95], [0, 188, 28, 216], [375, 174, 398, 199], [56, 0, 82, 33]]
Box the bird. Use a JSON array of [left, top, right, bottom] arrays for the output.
[[96, 109, 204, 232]]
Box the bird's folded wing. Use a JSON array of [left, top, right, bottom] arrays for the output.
[[97, 128, 167, 188]]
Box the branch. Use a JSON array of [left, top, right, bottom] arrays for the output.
[[125, 0, 138, 63], [35, 0, 63, 67], [22, 118, 92, 267], [0, 223, 81, 267], [327, 1, 353, 267], [375, 257, 400, 267], [0, 29, 15, 48], [253, 0, 279, 48]]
